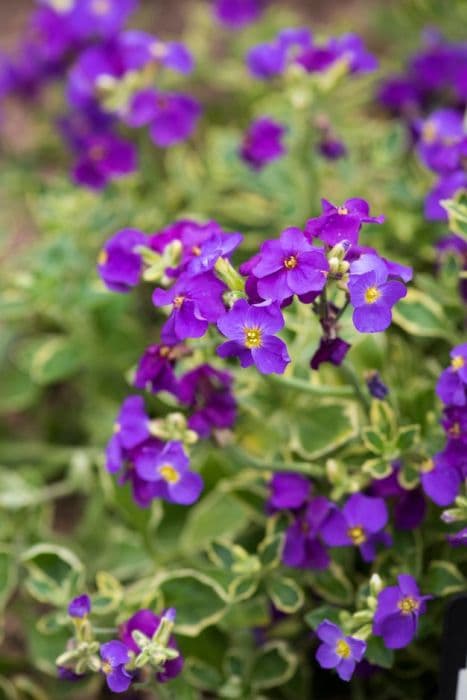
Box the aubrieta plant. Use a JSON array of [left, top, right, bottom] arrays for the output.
[[0, 0, 466, 699]]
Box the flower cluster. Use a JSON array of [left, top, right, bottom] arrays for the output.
[[59, 596, 183, 693], [213, 0, 268, 29], [1, 0, 199, 188]]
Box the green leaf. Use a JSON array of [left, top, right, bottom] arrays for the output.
[[250, 641, 298, 690], [365, 636, 394, 669], [309, 563, 353, 606], [266, 576, 304, 613], [19, 335, 82, 385], [304, 605, 340, 630], [91, 570, 123, 615], [395, 425, 420, 451], [392, 288, 454, 340], [362, 427, 386, 455], [36, 611, 68, 636], [181, 489, 250, 553], [0, 546, 17, 612], [398, 462, 420, 490], [370, 401, 397, 438], [442, 190, 467, 242], [362, 458, 392, 480], [228, 575, 259, 602], [21, 544, 84, 606], [292, 403, 359, 460], [258, 533, 284, 570], [185, 658, 223, 692], [426, 561, 466, 596], [207, 541, 236, 569], [156, 569, 229, 636]]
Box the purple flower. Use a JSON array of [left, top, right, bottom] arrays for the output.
[[98, 228, 147, 293], [373, 575, 431, 649], [187, 232, 243, 275], [70, 0, 137, 39], [417, 109, 467, 174], [214, 0, 266, 28], [420, 451, 462, 506], [318, 137, 347, 160], [306, 198, 384, 247], [370, 464, 426, 531], [283, 497, 331, 570], [377, 77, 421, 116], [320, 493, 389, 562], [68, 594, 91, 618], [153, 273, 226, 344], [134, 440, 203, 505], [448, 528, 467, 547], [436, 344, 467, 407], [267, 472, 310, 511], [100, 640, 133, 694], [441, 405, 467, 443], [105, 396, 150, 474], [315, 620, 366, 681], [178, 364, 237, 438], [310, 337, 351, 370], [126, 90, 201, 147], [348, 254, 407, 333], [247, 28, 312, 79], [217, 299, 290, 374], [425, 171, 467, 221], [72, 130, 137, 190], [134, 344, 181, 396], [366, 371, 389, 400], [119, 609, 183, 682], [252, 227, 328, 302], [240, 118, 287, 170]]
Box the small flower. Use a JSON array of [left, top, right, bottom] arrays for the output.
[[153, 272, 226, 344], [448, 528, 467, 547], [125, 90, 201, 147], [100, 640, 133, 693], [310, 337, 351, 370], [315, 620, 366, 681], [348, 255, 407, 333], [240, 117, 287, 170], [217, 299, 290, 374], [267, 472, 310, 511], [283, 497, 331, 570], [317, 137, 347, 160], [119, 609, 184, 682], [68, 594, 91, 619], [134, 440, 203, 505], [417, 108, 467, 174], [306, 198, 384, 247], [366, 371, 389, 400], [72, 131, 137, 190], [252, 227, 328, 302], [105, 396, 150, 474], [178, 364, 237, 438], [187, 232, 243, 275], [214, 0, 267, 28], [134, 344, 181, 397], [247, 28, 312, 79], [320, 493, 389, 562], [420, 451, 462, 506], [97, 229, 147, 293], [436, 343, 467, 407], [373, 574, 431, 649], [370, 463, 426, 531]]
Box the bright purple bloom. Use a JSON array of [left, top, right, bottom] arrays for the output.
[[425, 171, 467, 221], [119, 609, 183, 682], [283, 497, 331, 570], [252, 227, 328, 302], [321, 493, 389, 562], [100, 640, 132, 693], [318, 137, 347, 160], [187, 232, 243, 275], [72, 130, 137, 190], [310, 337, 351, 370], [105, 396, 150, 474], [178, 364, 237, 438], [370, 464, 426, 531], [70, 0, 137, 40], [420, 451, 463, 506], [240, 118, 287, 170], [306, 198, 384, 247], [153, 273, 226, 344], [268, 472, 310, 511], [68, 594, 91, 618], [214, 0, 266, 28], [377, 77, 421, 116], [217, 299, 290, 374], [366, 371, 389, 400], [315, 620, 366, 681], [247, 28, 312, 79], [98, 228, 147, 293], [299, 34, 377, 75], [134, 440, 203, 505], [441, 405, 467, 444], [373, 575, 431, 649], [348, 254, 407, 333], [417, 109, 467, 174], [448, 528, 467, 547], [126, 90, 201, 147], [134, 344, 181, 396], [436, 344, 467, 407]]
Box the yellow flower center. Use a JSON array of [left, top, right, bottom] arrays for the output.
[[284, 255, 298, 270], [421, 458, 434, 473], [449, 422, 461, 438], [191, 245, 202, 256], [451, 355, 464, 371], [102, 661, 112, 675], [151, 41, 168, 59], [337, 206, 348, 216], [89, 144, 105, 161], [113, 422, 121, 434], [92, 0, 111, 15], [244, 327, 262, 349], [398, 596, 419, 614], [347, 525, 366, 545], [422, 121, 437, 144], [48, 0, 75, 11], [173, 295, 185, 309], [159, 464, 180, 484], [335, 639, 351, 658], [364, 286, 381, 304], [98, 249, 108, 266]]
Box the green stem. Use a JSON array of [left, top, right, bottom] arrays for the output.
[[266, 373, 354, 398]]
